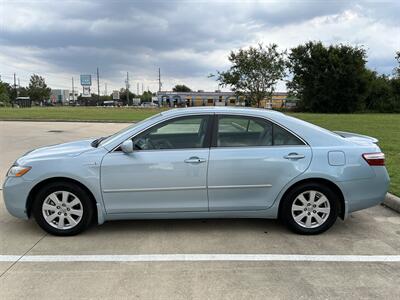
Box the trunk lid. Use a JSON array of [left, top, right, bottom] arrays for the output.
[[333, 131, 379, 145]]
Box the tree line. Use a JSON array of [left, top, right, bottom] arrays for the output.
[[2, 42, 400, 113], [0, 74, 51, 106], [0, 74, 156, 106], [215, 42, 400, 113]]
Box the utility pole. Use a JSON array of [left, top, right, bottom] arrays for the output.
[[13, 73, 17, 99], [141, 83, 144, 95], [71, 77, 75, 102], [158, 68, 162, 92], [125, 72, 130, 106], [137, 83, 139, 96], [105, 83, 107, 96], [96, 67, 100, 104]]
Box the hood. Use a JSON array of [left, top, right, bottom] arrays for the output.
[[18, 139, 94, 163], [333, 131, 379, 146]]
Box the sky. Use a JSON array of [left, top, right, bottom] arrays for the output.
[[0, 0, 399, 94]]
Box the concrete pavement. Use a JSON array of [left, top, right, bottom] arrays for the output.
[[1, 121, 400, 299]]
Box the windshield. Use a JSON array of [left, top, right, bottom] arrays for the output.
[[98, 113, 162, 147]]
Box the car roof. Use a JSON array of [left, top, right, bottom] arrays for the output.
[[160, 106, 285, 118], [102, 107, 350, 150], [159, 107, 348, 147]]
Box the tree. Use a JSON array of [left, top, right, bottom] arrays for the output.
[[172, 85, 191, 92], [140, 90, 153, 102], [119, 88, 136, 105], [0, 82, 11, 106], [18, 86, 29, 97], [214, 43, 285, 107], [395, 51, 400, 78], [287, 42, 369, 113], [364, 70, 397, 112], [28, 74, 51, 103]]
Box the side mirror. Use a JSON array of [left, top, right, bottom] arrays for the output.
[[120, 140, 134, 154]]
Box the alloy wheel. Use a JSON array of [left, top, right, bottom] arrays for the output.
[[42, 191, 83, 230], [291, 190, 331, 229]]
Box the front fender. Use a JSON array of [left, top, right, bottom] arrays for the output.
[[22, 149, 108, 224]]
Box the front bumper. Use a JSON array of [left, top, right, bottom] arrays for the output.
[[2, 176, 33, 219]]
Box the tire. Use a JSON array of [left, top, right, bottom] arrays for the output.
[[280, 183, 338, 235], [32, 181, 94, 236]]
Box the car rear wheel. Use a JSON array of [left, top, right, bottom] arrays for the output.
[[281, 183, 338, 235], [32, 182, 94, 236]]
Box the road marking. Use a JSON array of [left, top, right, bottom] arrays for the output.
[[1, 254, 400, 263]]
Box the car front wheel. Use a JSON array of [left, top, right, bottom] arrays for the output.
[[281, 183, 338, 235], [32, 182, 94, 236]]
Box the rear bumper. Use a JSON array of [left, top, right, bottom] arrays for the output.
[[339, 167, 390, 215], [2, 177, 32, 219]]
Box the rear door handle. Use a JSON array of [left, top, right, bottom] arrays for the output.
[[284, 153, 305, 160], [184, 157, 206, 164]]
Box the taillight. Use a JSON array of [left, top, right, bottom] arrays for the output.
[[362, 152, 385, 166]]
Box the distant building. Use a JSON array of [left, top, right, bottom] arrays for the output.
[[12, 97, 31, 108], [112, 90, 120, 100], [132, 98, 141, 106], [68, 90, 79, 103], [50, 89, 70, 104], [157, 91, 297, 109]]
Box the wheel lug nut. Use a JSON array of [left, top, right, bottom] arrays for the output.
[[307, 212, 311, 215], [58, 212, 61, 215], [67, 208, 70, 211], [64, 213, 67, 216], [313, 205, 316, 207], [313, 210, 316, 213], [57, 206, 60, 209], [304, 208, 307, 211]]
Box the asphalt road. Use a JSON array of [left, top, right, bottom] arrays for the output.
[[1, 121, 400, 299]]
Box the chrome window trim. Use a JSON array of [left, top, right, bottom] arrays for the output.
[[110, 111, 309, 153], [110, 112, 214, 153], [214, 112, 309, 147]]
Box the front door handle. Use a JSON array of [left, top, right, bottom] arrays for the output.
[[284, 153, 305, 160], [184, 157, 206, 164]]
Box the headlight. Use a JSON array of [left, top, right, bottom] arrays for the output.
[[7, 166, 32, 177]]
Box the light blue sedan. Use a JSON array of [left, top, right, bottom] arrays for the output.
[[3, 107, 389, 235]]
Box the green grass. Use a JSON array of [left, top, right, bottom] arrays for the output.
[[0, 107, 166, 122], [0, 107, 399, 196], [289, 113, 400, 197]]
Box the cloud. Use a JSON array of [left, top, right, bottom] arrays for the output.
[[0, 0, 399, 92]]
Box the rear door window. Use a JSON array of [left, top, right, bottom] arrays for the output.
[[215, 115, 305, 147], [216, 116, 272, 147]]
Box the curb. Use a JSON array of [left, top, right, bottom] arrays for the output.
[[383, 193, 400, 213]]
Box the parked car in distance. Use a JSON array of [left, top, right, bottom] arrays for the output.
[[3, 107, 389, 235]]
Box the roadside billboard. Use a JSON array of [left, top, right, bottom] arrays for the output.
[[80, 74, 92, 86], [82, 86, 91, 97], [112, 90, 120, 100]]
